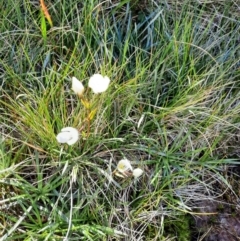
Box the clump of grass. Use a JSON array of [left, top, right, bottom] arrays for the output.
[[0, 0, 240, 240]]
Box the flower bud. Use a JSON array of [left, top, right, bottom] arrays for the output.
[[72, 76, 84, 96], [132, 168, 144, 178]]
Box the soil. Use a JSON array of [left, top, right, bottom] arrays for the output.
[[192, 166, 240, 240]]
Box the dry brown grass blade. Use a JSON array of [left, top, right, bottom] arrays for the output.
[[40, 0, 53, 27]]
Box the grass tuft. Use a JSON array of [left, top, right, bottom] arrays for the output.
[[0, 0, 240, 240]]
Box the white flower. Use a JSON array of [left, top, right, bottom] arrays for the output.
[[88, 74, 110, 94], [117, 159, 133, 173], [72, 76, 84, 96], [56, 127, 79, 145], [132, 168, 144, 178]]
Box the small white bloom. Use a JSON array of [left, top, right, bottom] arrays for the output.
[[88, 74, 110, 94], [72, 76, 84, 96], [132, 168, 144, 178], [56, 127, 79, 145], [117, 159, 133, 173]]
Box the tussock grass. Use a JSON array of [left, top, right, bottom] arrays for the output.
[[0, 0, 240, 240]]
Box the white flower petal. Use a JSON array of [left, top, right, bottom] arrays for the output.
[[66, 136, 79, 145], [56, 127, 79, 146], [72, 76, 84, 96], [88, 74, 110, 93], [61, 127, 78, 133], [56, 132, 72, 143], [132, 168, 144, 178], [117, 159, 133, 173]]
